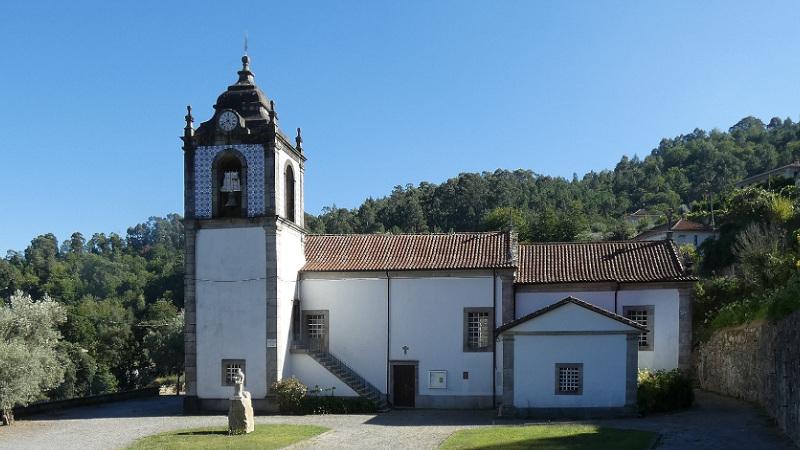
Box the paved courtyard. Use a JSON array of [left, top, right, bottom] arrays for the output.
[[0, 390, 794, 449]]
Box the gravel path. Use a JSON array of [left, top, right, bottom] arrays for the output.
[[0, 390, 794, 449]]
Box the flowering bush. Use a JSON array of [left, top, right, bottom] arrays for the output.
[[270, 377, 307, 414]]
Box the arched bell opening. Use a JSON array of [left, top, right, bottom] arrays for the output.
[[212, 150, 248, 219]]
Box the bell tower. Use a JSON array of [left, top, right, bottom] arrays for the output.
[[182, 54, 306, 412]]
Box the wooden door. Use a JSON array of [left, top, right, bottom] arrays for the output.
[[392, 364, 415, 407]]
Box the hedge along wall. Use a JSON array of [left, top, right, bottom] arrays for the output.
[[694, 309, 800, 447]]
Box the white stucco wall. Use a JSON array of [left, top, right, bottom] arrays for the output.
[[390, 276, 494, 397], [195, 227, 267, 398], [275, 146, 303, 227], [293, 273, 498, 401], [618, 289, 679, 370], [515, 286, 681, 370], [294, 276, 389, 392], [513, 334, 628, 408], [640, 230, 716, 247], [277, 225, 304, 382]]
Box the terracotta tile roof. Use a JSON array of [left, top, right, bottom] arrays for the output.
[[496, 296, 647, 333], [302, 232, 515, 272], [516, 240, 694, 284]]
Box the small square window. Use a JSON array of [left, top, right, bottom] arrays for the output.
[[555, 363, 583, 395], [463, 371, 469, 380], [624, 306, 654, 351], [221, 359, 246, 386]]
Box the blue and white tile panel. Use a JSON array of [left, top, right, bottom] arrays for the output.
[[194, 145, 265, 218]]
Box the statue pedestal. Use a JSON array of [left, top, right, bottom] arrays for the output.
[[228, 392, 255, 434]]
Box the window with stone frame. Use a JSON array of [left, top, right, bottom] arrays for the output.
[[623, 305, 654, 351], [463, 307, 493, 352], [555, 363, 583, 395], [303, 310, 329, 352], [221, 359, 246, 386]]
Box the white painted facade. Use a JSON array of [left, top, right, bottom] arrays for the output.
[[195, 227, 268, 398], [390, 275, 494, 403], [276, 224, 305, 381], [502, 302, 637, 409], [515, 285, 681, 370], [292, 272, 499, 406], [293, 275, 388, 393]]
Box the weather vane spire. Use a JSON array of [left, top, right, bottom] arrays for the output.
[[244, 32, 248, 56]]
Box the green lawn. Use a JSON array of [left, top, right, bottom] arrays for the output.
[[440, 424, 657, 450], [127, 424, 328, 450]]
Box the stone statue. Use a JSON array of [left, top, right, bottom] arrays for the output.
[[233, 368, 246, 399], [228, 368, 254, 434]]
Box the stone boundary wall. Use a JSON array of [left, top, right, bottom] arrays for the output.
[[13, 387, 160, 418], [694, 310, 800, 446]]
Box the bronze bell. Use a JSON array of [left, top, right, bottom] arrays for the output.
[[224, 192, 238, 208]]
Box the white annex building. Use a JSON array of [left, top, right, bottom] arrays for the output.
[[183, 56, 694, 417]]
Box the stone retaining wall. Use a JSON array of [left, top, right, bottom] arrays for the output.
[[13, 387, 160, 418], [694, 310, 800, 446]]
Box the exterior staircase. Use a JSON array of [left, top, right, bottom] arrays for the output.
[[308, 350, 390, 411]]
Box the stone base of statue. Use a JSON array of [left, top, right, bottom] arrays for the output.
[[228, 392, 255, 434]]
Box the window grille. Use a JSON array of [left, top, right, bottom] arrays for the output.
[[221, 359, 246, 386], [306, 314, 325, 339], [624, 307, 653, 350], [467, 311, 490, 349], [304, 312, 328, 352], [556, 363, 583, 395]]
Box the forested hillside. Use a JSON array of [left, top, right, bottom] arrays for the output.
[[0, 215, 185, 402], [306, 116, 800, 241], [2, 114, 800, 407]]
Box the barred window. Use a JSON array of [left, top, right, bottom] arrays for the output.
[[555, 363, 583, 395], [221, 359, 246, 386], [624, 306, 654, 351], [303, 310, 329, 352], [306, 314, 325, 339], [463, 308, 493, 352]]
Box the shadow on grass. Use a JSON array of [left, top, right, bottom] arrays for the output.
[[173, 430, 228, 436], [440, 426, 658, 450]]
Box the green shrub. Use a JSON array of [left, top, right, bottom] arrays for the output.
[[765, 274, 800, 320], [270, 377, 307, 413], [637, 369, 693, 414]]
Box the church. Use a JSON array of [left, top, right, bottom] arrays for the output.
[[182, 55, 694, 417]]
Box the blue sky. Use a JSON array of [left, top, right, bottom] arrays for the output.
[[2, 1, 799, 252]]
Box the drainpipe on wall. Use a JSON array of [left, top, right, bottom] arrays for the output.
[[492, 269, 497, 409], [385, 270, 391, 403], [614, 281, 620, 314]]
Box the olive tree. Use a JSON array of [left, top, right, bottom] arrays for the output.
[[0, 291, 66, 425]]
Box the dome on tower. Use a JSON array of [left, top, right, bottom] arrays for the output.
[[192, 54, 287, 145], [213, 55, 272, 121]]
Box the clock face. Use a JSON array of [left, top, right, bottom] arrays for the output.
[[218, 111, 238, 132]]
